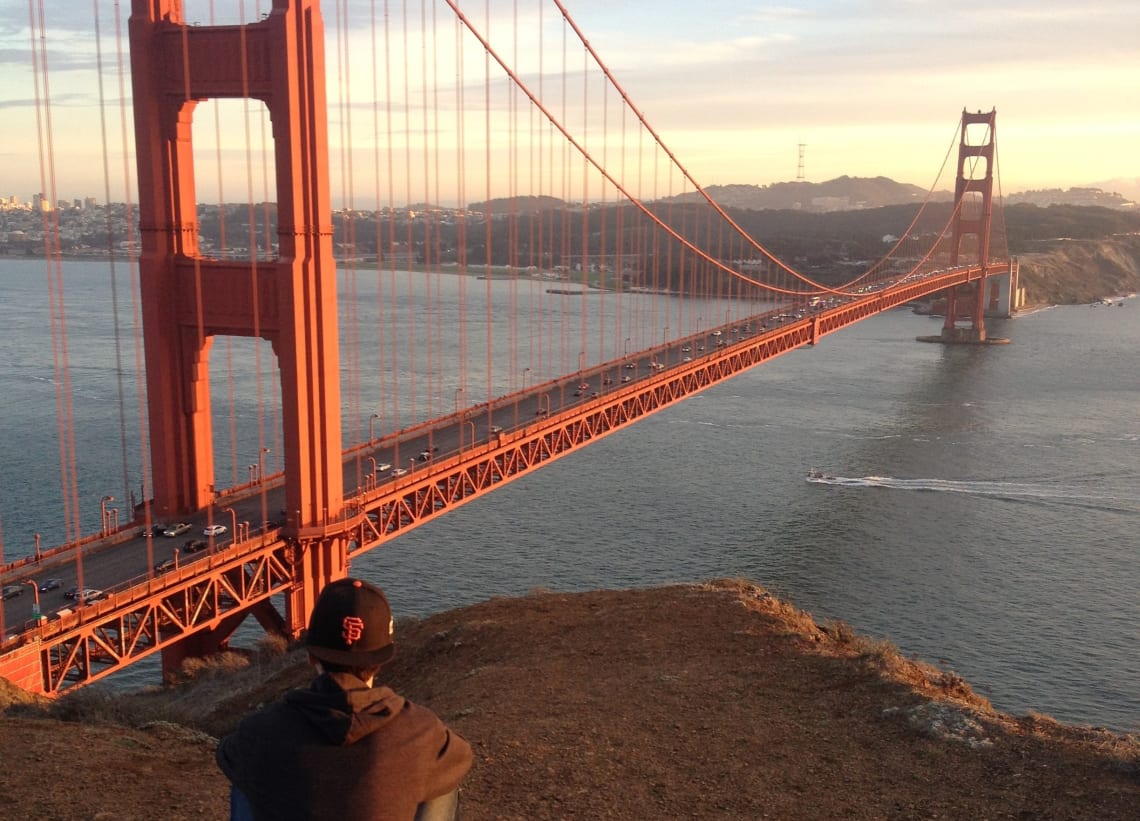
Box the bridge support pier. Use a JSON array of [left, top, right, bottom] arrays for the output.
[[160, 598, 289, 682], [917, 326, 1010, 346]]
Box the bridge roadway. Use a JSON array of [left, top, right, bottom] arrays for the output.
[[0, 265, 999, 691]]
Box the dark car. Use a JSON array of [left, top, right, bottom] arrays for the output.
[[38, 578, 63, 593], [64, 586, 79, 600], [154, 557, 177, 574], [138, 525, 164, 538], [1, 585, 23, 601], [182, 539, 209, 554]]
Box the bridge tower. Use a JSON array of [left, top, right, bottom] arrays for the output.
[[128, 0, 347, 668], [941, 108, 997, 342]]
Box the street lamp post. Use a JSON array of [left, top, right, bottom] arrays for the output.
[[454, 386, 465, 416], [259, 448, 271, 483], [369, 413, 380, 443], [624, 337, 631, 356], [99, 495, 114, 537], [367, 456, 377, 489], [224, 507, 238, 546], [23, 580, 40, 620], [578, 350, 586, 374], [522, 367, 531, 391]]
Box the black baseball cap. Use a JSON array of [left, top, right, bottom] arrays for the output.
[[305, 578, 396, 666]]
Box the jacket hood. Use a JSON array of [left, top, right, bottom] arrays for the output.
[[285, 672, 406, 745]]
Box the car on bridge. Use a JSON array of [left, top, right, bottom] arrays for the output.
[[163, 522, 191, 537], [182, 539, 209, 554], [76, 589, 105, 604], [1, 585, 23, 601], [203, 524, 227, 537], [391, 467, 408, 477], [155, 558, 177, 574], [38, 578, 63, 593], [139, 525, 164, 538]]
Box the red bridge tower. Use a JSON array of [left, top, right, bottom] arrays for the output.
[[129, 0, 347, 656], [941, 108, 998, 342]]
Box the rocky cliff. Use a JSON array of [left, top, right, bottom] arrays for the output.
[[1015, 234, 1140, 306]]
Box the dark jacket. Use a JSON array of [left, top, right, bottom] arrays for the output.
[[216, 671, 472, 821]]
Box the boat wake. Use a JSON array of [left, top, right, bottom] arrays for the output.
[[805, 473, 1140, 514]]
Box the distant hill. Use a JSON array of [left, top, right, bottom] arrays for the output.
[[662, 176, 949, 212], [1087, 177, 1140, 203], [468, 176, 1136, 215], [1005, 187, 1134, 209]]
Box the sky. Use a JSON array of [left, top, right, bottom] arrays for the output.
[[1, 0, 1137, 206]]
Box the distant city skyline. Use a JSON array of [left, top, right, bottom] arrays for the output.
[[1, 1, 1136, 206]]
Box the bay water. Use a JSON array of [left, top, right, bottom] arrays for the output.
[[1, 258, 1136, 731]]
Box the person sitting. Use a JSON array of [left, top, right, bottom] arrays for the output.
[[217, 577, 472, 820]]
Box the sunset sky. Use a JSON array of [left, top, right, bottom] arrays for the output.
[[1, 0, 1137, 205]]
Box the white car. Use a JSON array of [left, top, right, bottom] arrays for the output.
[[203, 524, 227, 537], [391, 467, 408, 477]]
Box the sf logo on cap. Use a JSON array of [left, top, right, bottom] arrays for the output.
[[341, 616, 365, 645]]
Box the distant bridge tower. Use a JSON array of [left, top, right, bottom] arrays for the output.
[[129, 0, 347, 667], [941, 108, 997, 342]]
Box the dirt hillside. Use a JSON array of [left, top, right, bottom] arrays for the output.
[[2, 580, 1137, 820], [1016, 234, 1140, 305]]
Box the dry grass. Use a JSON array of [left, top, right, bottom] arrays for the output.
[[3, 581, 1139, 820]]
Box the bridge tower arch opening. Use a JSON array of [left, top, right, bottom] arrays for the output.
[[128, 0, 348, 657]]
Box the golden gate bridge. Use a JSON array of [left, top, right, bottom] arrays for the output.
[[0, 0, 1014, 694]]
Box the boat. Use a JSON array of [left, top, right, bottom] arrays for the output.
[[807, 469, 834, 481]]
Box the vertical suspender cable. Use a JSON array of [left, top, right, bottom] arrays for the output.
[[30, 0, 80, 543], [93, 1, 134, 511]]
